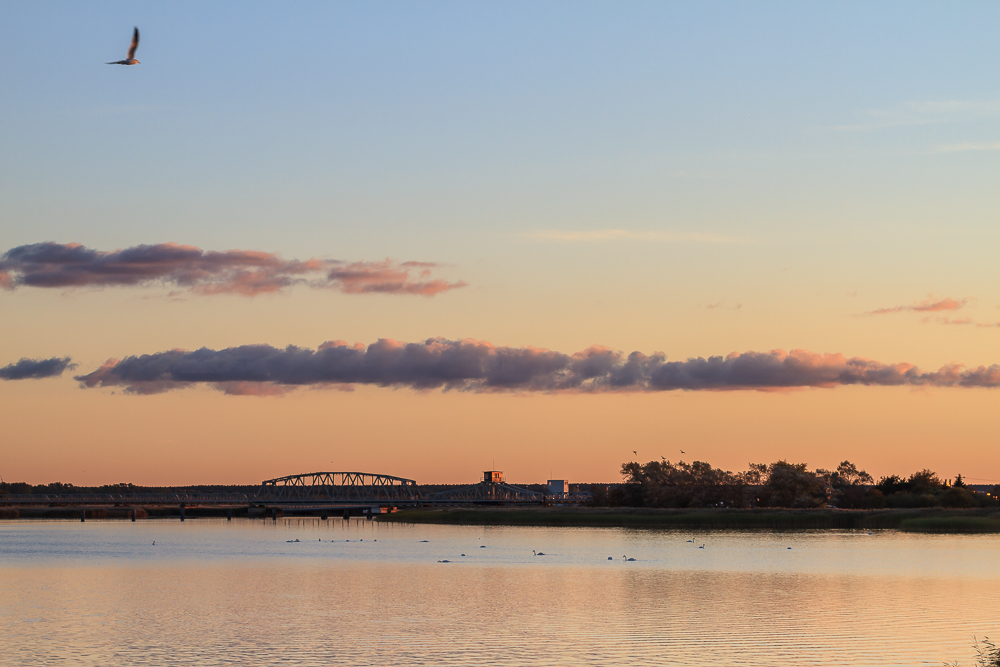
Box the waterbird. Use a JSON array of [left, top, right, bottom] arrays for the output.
[[152, 541, 155, 545], [106, 27, 140, 65], [787, 547, 792, 550], [420, 540, 429, 543], [699, 544, 705, 549], [533, 550, 545, 556], [479, 545, 486, 548], [627, 557, 636, 562], [461, 554, 466, 557], [437, 559, 450, 563], [686, 539, 694, 543], [608, 556, 613, 560]]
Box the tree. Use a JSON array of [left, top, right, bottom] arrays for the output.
[[907, 469, 943, 493], [760, 461, 827, 508], [620, 459, 748, 508], [829, 460, 874, 509]]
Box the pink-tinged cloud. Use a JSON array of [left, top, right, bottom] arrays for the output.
[[0, 242, 465, 297], [327, 260, 467, 296], [867, 295, 968, 315], [73, 340, 1000, 395]]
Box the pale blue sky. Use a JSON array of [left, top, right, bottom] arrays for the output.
[[2, 2, 997, 257]]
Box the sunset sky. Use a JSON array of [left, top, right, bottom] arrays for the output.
[[2, 2, 999, 486]]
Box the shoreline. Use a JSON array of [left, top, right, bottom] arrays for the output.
[[378, 506, 1000, 533], [5, 506, 1000, 533]]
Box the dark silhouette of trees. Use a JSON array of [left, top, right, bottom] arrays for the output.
[[758, 461, 827, 508], [620, 460, 747, 507], [826, 461, 875, 508], [609, 458, 998, 509]]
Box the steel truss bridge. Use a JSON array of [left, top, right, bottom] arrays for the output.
[[0, 471, 548, 507], [256, 472, 420, 504]]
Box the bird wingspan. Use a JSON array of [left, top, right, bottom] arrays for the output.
[[127, 27, 139, 59], [106, 60, 127, 65]]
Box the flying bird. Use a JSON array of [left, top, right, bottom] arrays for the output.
[[680, 450, 686, 454], [107, 27, 140, 65]]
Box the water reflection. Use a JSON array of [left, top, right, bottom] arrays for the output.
[[1, 519, 998, 666]]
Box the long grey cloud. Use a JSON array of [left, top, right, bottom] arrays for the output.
[[74, 340, 1000, 395], [1, 357, 75, 380], [0, 242, 466, 297]]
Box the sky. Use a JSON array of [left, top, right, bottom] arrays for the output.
[[1, 1, 999, 486]]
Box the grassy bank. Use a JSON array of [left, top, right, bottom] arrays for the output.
[[379, 506, 1000, 532]]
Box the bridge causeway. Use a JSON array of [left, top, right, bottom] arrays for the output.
[[0, 471, 550, 508]]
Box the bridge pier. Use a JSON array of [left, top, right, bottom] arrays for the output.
[[343, 509, 350, 520], [80, 508, 85, 522], [321, 511, 328, 520], [180, 503, 185, 522], [131, 508, 136, 522], [227, 508, 232, 521], [271, 508, 277, 521]]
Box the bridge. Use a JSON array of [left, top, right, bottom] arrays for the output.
[[256, 472, 420, 504], [0, 470, 548, 509]]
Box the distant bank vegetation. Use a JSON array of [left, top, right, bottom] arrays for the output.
[[595, 459, 999, 511]]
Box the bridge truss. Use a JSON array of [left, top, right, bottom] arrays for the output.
[[254, 472, 420, 504]]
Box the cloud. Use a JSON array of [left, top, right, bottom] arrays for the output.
[[923, 316, 973, 326], [934, 141, 1000, 153], [866, 296, 967, 316], [832, 100, 1000, 131], [73, 339, 1000, 395], [521, 230, 742, 243], [1, 357, 75, 380], [0, 242, 465, 297]]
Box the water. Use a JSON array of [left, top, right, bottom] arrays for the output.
[[1, 518, 998, 666]]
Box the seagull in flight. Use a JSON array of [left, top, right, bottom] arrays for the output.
[[107, 27, 140, 65]]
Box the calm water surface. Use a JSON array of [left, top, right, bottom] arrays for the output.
[[1, 518, 998, 666]]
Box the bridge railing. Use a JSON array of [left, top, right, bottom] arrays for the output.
[[425, 481, 543, 503], [0, 493, 252, 505]]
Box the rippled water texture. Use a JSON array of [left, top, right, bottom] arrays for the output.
[[2, 519, 999, 666]]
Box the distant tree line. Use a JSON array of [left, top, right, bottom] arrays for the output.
[[588, 459, 1000, 509]]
